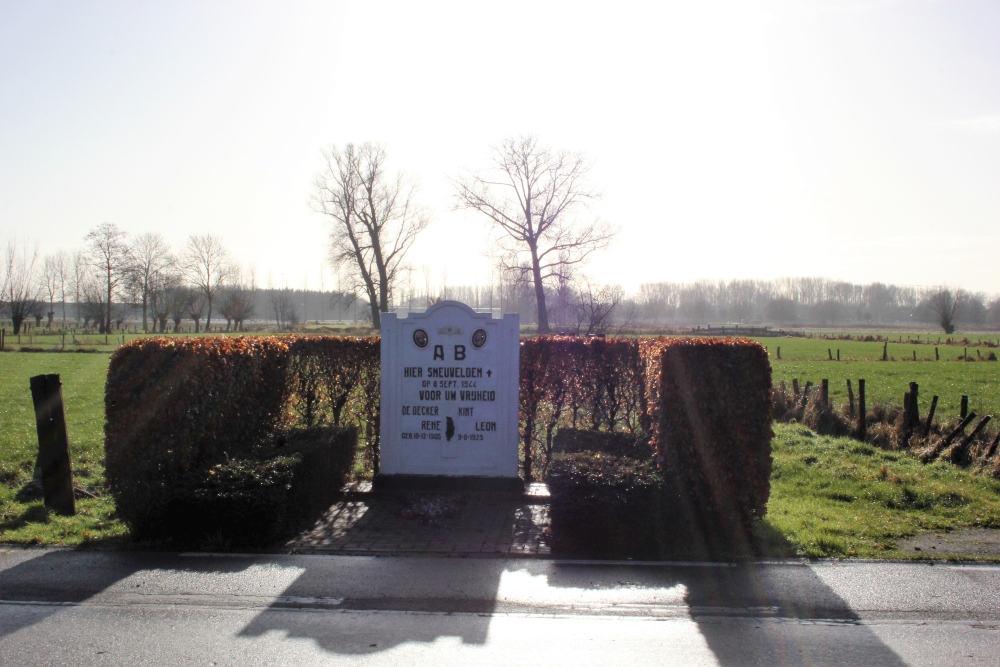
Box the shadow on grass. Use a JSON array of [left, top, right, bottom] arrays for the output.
[[0, 504, 54, 534]]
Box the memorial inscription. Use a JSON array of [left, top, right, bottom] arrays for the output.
[[379, 301, 519, 478]]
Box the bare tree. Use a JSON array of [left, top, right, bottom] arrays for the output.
[[167, 284, 193, 333], [312, 142, 429, 329], [1, 238, 41, 334], [84, 222, 130, 333], [218, 265, 257, 331], [147, 267, 180, 333], [188, 290, 207, 333], [182, 234, 232, 333], [270, 288, 298, 330], [41, 254, 60, 328], [71, 250, 89, 325], [925, 287, 966, 334], [455, 135, 615, 333], [128, 232, 173, 333], [572, 281, 623, 336], [53, 250, 70, 326]]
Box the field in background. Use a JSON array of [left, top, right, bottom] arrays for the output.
[[757, 334, 1000, 419]]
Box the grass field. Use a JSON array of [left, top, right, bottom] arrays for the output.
[[1, 343, 998, 557], [758, 335, 1000, 420], [0, 351, 126, 545], [766, 423, 1000, 558]]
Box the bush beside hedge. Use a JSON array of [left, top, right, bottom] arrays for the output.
[[547, 449, 663, 558], [135, 426, 357, 545]]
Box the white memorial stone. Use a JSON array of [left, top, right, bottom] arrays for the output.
[[379, 301, 520, 478]]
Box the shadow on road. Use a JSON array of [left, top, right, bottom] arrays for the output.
[[0, 549, 263, 639], [543, 560, 912, 666]]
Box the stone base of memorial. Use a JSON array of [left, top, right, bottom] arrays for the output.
[[378, 301, 521, 487], [372, 474, 525, 496]]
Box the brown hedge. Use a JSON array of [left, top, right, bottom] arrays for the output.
[[519, 336, 648, 479], [284, 336, 380, 471], [641, 337, 773, 524], [105, 336, 291, 526]]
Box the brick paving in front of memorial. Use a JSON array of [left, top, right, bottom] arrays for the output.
[[285, 483, 551, 557]]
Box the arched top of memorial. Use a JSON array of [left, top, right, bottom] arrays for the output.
[[403, 300, 493, 321]]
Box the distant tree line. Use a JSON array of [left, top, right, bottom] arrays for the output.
[[634, 278, 1000, 331], [4, 229, 998, 335]]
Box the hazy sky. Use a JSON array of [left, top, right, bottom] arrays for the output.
[[2, 0, 998, 296]]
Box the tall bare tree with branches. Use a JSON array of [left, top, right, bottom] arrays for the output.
[[128, 232, 174, 333], [84, 222, 130, 333], [2, 238, 41, 334], [312, 142, 429, 329], [925, 287, 967, 334], [455, 135, 615, 333], [182, 234, 232, 333]]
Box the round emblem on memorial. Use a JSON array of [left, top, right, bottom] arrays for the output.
[[412, 329, 429, 348], [472, 328, 487, 348]]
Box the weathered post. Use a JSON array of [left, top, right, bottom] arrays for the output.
[[821, 379, 829, 408], [837, 349, 840, 361], [924, 396, 939, 437], [857, 379, 867, 441], [909, 382, 920, 430], [29, 374, 76, 515], [935, 347, 939, 361], [983, 431, 1000, 462], [828, 349, 832, 361], [792, 378, 800, 396], [882, 341, 888, 361], [961, 395, 969, 419], [776, 346, 781, 360]]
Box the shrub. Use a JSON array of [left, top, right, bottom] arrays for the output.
[[547, 450, 663, 558], [641, 337, 773, 527], [552, 427, 653, 459], [138, 426, 357, 545], [105, 336, 291, 528]]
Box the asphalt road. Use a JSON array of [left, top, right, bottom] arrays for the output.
[[2, 548, 999, 665]]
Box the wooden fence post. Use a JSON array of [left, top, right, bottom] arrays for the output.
[[857, 379, 866, 441], [29, 374, 76, 516], [961, 395, 969, 419], [924, 396, 938, 437], [923, 411, 977, 462], [908, 382, 920, 430], [935, 347, 939, 361], [821, 379, 829, 408], [983, 431, 1000, 462]]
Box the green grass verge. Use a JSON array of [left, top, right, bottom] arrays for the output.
[[764, 423, 1000, 559], [0, 351, 127, 546]]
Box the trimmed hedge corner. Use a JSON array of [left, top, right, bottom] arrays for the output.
[[105, 336, 291, 531], [641, 337, 773, 527]]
